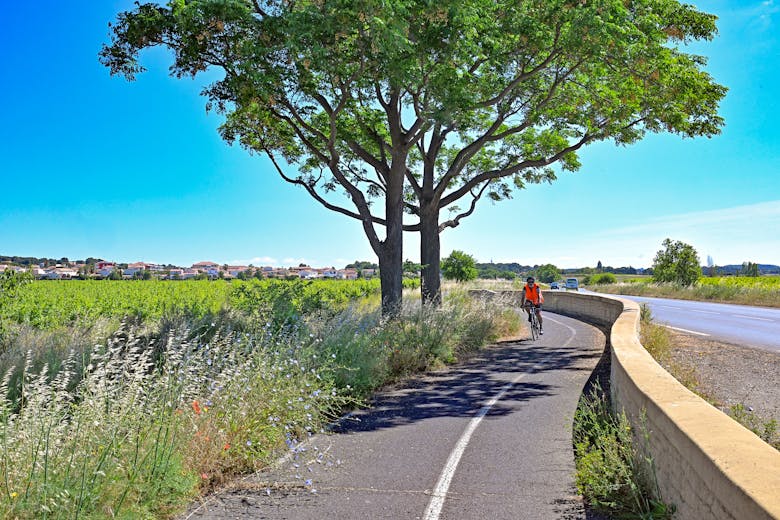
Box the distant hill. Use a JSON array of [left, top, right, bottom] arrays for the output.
[[475, 263, 531, 279]]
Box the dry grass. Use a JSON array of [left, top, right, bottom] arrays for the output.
[[594, 277, 780, 308]]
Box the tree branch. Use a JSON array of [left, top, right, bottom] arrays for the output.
[[440, 131, 599, 208], [405, 166, 422, 196], [471, 24, 564, 110], [435, 58, 582, 198], [438, 182, 491, 231], [263, 147, 385, 225]]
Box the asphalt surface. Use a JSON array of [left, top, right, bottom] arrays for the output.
[[610, 294, 780, 353], [183, 312, 607, 520]]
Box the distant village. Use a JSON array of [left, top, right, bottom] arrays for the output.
[[0, 260, 375, 281]]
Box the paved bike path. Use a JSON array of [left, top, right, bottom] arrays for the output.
[[183, 313, 606, 519]]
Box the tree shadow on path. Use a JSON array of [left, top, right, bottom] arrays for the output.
[[330, 337, 604, 435]]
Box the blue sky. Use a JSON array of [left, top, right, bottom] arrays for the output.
[[1, 1, 778, 269]]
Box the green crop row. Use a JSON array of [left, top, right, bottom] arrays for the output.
[[1, 278, 422, 333]]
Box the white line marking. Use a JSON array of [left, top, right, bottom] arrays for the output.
[[423, 317, 577, 520], [734, 314, 773, 322], [690, 310, 720, 315], [657, 305, 682, 310], [663, 325, 710, 336], [422, 377, 521, 520], [545, 316, 578, 347]]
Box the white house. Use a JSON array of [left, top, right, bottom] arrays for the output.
[[181, 269, 200, 279], [228, 266, 250, 277], [123, 262, 150, 278], [337, 269, 358, 280]]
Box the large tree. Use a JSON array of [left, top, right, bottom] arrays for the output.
[[533, 264, 561, 284], [102, 0, 421, 315], [101, 0, 725, 311], [652, 238, 701, 286], [441, 250, 478, 283], [394, 0, 725, 304]]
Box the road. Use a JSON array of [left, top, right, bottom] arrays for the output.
[[183, 313, 607, 520], [606, 294, 780, 353]]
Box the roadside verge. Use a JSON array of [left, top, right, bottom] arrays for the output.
[[544, 291, 780, 520]]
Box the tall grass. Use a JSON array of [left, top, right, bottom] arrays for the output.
[[0, 286, 517, 518], [573, 384, 674, 519], [309, 289, 522, 397], [0, 319, 349, 518], [592, 277, 780, 307]]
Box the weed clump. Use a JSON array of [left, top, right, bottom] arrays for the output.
[[573, 384, 674, 519]]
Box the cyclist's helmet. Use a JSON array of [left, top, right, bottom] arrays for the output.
[[527, 277, 534, 283]]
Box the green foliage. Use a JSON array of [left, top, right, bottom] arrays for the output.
[[346, 261, 379, 271], [0, 279, 397, 336], [533, 264, 560, 284], [590, 272, 617, 285], [573, 385, 674, 519], [0, 270, 33, 298], [441, 251, 478, 282], [728, 404, 780, 450], [476, 263, 521, 280], [0, 319, 347, 518], [639, 308, 673, 366], [402, 259, 422, 276], [230, 278, 383, 329], [0, 280, 233, 331], [639, 303, 653, 323], [740, 261, 760, 277], [312, 290, 519, 395], [652, 238, 701, 286], [0, 271, 34, 340]]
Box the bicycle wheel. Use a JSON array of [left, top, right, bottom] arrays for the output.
[[529, 312, 540, 340]]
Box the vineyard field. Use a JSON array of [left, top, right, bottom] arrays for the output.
[[1, 278, 400, 330]]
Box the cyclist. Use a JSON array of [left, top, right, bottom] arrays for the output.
[[521, 276, 544, 335]]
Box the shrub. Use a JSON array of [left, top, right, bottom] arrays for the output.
[[573, 384, 674, 518], [728, 404, 780, 450], [652, 238, 701, 286], [441, 251, 478, 282], [590, 273, 617, 285]]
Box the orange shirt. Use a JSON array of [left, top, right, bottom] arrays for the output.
[[523, 283, 543, 304]]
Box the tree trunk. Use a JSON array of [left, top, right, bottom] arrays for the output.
[[420, 204, 442, 306], [379, 249, 403, 317], [378, 167, 405, 317]]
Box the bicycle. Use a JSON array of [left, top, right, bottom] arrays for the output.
[[524, 302, 541, 341]]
